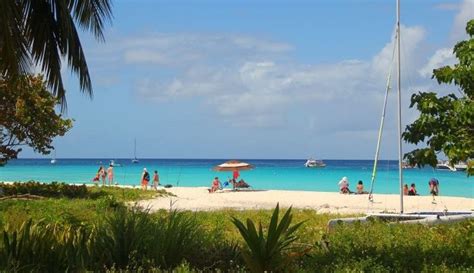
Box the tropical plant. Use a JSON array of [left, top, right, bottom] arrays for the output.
[[91, 206, 152, 270], [231, 203, 305, 273], [403, 19, 474, 175], [148, 210, 201, 269], [0, 0, 113, 107], [0, 75, 73, 165]]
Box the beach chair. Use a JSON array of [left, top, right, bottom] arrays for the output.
[[233, 179, 252, 191]]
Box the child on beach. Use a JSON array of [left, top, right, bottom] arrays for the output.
[[141, 168, 150, 190], [152, 170, 160, 190], [408, 183, 418, 196], [403, 184, 409, 195]]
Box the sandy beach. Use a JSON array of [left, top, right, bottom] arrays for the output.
[[137, 187, 474, 214]]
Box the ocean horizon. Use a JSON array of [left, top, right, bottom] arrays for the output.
[[1, 158, 472, 198]]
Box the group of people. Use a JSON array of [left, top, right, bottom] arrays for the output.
[[209, 170, 250, 193], [338, 177, 368, 194], [140, 168, 160, 191], [403, 178, 439, 199], [93, 166, 161, 190], [93, 165, 114, 186], [338, 177, 440, 199]]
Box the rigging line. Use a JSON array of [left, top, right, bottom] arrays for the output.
[[368, 31, 397, 203]]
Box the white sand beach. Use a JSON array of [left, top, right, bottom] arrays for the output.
[[138, 187, 474, 214]]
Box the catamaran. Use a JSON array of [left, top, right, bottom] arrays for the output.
[[329, 0, 473, 228]]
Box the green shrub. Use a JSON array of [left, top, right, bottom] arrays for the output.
[[232, 203, 305, 273], [0, 181, 88, 198]]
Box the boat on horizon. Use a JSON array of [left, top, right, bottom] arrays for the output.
[[50, 150, 57, 164], [304, 158, 326, 168], [132, 138, 139, 163]]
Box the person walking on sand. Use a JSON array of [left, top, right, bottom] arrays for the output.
[[429, 178, 439, 203], [141, 168, 150, 190], [99, 166, 106, 186], [152, 170, 160, 190], [107, 164, 114, 186]]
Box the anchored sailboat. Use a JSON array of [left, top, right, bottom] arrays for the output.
[[329, 0, 473, 228], [132, 138, 139, 163]]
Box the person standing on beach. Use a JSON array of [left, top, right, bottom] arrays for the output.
[[107, 164, 114, 186], [429, 178, 439, 203], [141, 168, 150, 190], [152, 170, 160, 190], [99, 166, 106, 186], [233, 170, 240, 181]]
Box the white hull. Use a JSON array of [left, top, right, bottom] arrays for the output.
[[328, 211, 474, 230]]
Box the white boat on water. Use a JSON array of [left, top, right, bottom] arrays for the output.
[[50, 150, 57, 164], [436, 161, 468, 172], [304, 158, 326, 168], [110, 160, 122, 167]]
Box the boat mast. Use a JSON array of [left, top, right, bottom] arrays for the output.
[[134, 138, 137, 159], [397, 0, 404, 213]]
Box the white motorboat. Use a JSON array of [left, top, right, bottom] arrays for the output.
[[304, 158, 326, 168], [454, 162, 468, 171], [110, 160, 122, 167], [436, 161, 457, 171]]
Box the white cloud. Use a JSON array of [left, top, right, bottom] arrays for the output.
[[451, 0, 474, 40], [418, 48, 455, 77]]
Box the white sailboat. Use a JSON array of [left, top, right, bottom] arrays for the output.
[[131, 138, 139, 163], [329, 0, 473, 228], [50, 150, 57, 164]]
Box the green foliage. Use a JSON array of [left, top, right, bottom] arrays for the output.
[[0, 75, 73, 165], [0, 220, 91, 272], [403, 19, 474, 175], [0, 181, 87, 198], [231, 203, 305, 273], [0, 0, 113, 106], [307, 219, 474, 272]]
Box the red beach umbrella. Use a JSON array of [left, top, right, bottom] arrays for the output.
[[213, 160, 254, 172]]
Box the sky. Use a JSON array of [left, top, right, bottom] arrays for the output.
[[22, 0, 474, 160]]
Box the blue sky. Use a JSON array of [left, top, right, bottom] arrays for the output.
[[23, 0, 474, 159]]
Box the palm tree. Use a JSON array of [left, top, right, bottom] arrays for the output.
[[0, 0, 113, 109]]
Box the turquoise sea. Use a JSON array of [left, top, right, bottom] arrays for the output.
[[0, 159, 472, 198]]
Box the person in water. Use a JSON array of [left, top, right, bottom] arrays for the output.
[[141, 168, 150, 191], [408, 183, 418, 196], [152, 170, 160, 190], [107, 164, 114, 186], [403, 184, 409, 195], [338, 177, 351, 194], [356, 180, 368, 194]]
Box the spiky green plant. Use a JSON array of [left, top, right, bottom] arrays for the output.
[[91, 206, 152, 270], [148, 210, 201, 269], [231, 203, 305, 273]]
